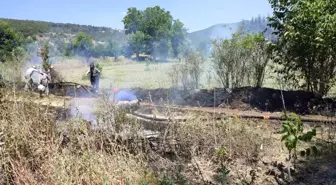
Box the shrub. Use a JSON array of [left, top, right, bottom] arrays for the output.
[[167, 51, 204, 90]]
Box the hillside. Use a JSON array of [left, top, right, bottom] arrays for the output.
[[1, 17, 274, 58], [188, 16, 275, 50], [0, 18, 126, 43]]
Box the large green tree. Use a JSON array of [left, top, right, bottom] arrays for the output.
[[122, 6, 187, 60], [268, 0, 336, 95], [123, 8, 143, 34], [0, 21, 22, 62]]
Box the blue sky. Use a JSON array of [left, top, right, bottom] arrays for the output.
[[1, 0, 273, 32]]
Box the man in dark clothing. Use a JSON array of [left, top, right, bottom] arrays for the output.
[[86, 62, 101, 92]]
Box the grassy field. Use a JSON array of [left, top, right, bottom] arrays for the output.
[[54, 58, 175, 89], [1, 56, 335, 96], [54, 57, 285, 90]]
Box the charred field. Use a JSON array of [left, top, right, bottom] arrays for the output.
[[39, 81, 336, 116]]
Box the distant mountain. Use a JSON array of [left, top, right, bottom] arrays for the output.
[[188, 16, 274, 51]]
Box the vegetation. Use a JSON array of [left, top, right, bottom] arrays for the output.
[[69, 32, 93, 59], [1, 1, 336, 184], [1, 88, 297, 184], [0, 18, 126, 42], [280, 113, 317, 179], [39, 41, 51, 72], [168, 51, 204, 90], [0, 21, 22, 62], [122, 6, 188, 60], [211, 27, 269, 88], [188, 15, 274, 56], [268, 0, 336, 95]]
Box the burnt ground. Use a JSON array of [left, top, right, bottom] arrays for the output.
[[3, 81, 336, 116], [130, 87, 336, 116]]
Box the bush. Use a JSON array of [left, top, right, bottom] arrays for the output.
[[167, 51, 204, 90], [211, 27, 269, 88]]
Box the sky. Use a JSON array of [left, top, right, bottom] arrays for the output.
[[0, 0, 273, 32]]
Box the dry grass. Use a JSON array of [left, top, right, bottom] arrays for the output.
[[0, 89, 149, 185], [1, 86, 336, 184]]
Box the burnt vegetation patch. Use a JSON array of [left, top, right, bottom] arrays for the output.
[[3, 81, 336, 116], [130, 87, 336, 115]]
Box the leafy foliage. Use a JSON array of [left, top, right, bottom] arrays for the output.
[[280, 113, 317, 163], [122, 6, 188, 59], [214, 165, 230, 185], [0, 21, 22, 62], [0, 18, 49, 39], [128, 31, 147, 60], [71, 32, 93, 59], [268, 0, 336, 95], [158, 175, 174, 185], [211, 26, 269, 88], [167, 51, 204, 90], [39, 41, 51, 72], [0, 18, 126, 42]]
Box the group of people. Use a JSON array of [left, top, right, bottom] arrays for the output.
[[24, 62, 140, 107], [24, 62, 100, 96]]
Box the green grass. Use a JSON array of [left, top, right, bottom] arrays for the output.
[[3, 56, 335, 96], [56, 58, 174, 89]]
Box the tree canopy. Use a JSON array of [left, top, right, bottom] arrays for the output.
[[268, 0, 336, 95], [122, 6, 188, 60]]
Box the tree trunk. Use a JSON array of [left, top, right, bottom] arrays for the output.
[[136, 53, 140, 61]]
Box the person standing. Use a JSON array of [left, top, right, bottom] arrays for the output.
[[86, 62, 101, 92]]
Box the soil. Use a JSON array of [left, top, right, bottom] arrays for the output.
[[128, 87, 336, 116], [5, 82, 336, 116]]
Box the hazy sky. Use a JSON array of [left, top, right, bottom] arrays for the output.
[[1, 0, 273, 32]]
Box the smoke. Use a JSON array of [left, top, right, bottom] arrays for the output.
[[151, 37, 172, 61], [69, 98, 97, 125]]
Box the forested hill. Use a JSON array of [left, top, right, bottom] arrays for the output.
[[188, 16, 274, 50], [0, 18, 126, 42], [0, 17, 273, 58]]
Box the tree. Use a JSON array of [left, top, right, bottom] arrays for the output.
[[39, 41, 51, 72], [268, 0, 336, 95], [211, 27, 249, 88], [128, 31, 146, 60], [107, 40, 122, 61], [122, 6, 187, 60], [167, 51, 204, 90], [140, 6, 173, 58], [122, 8, 143, 34], [0, 21, 21, 62], [171, 20, 188, 58], [72, 32, 93, 60], [240, 33, 269, 87], [211, 25, 270, 88]]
